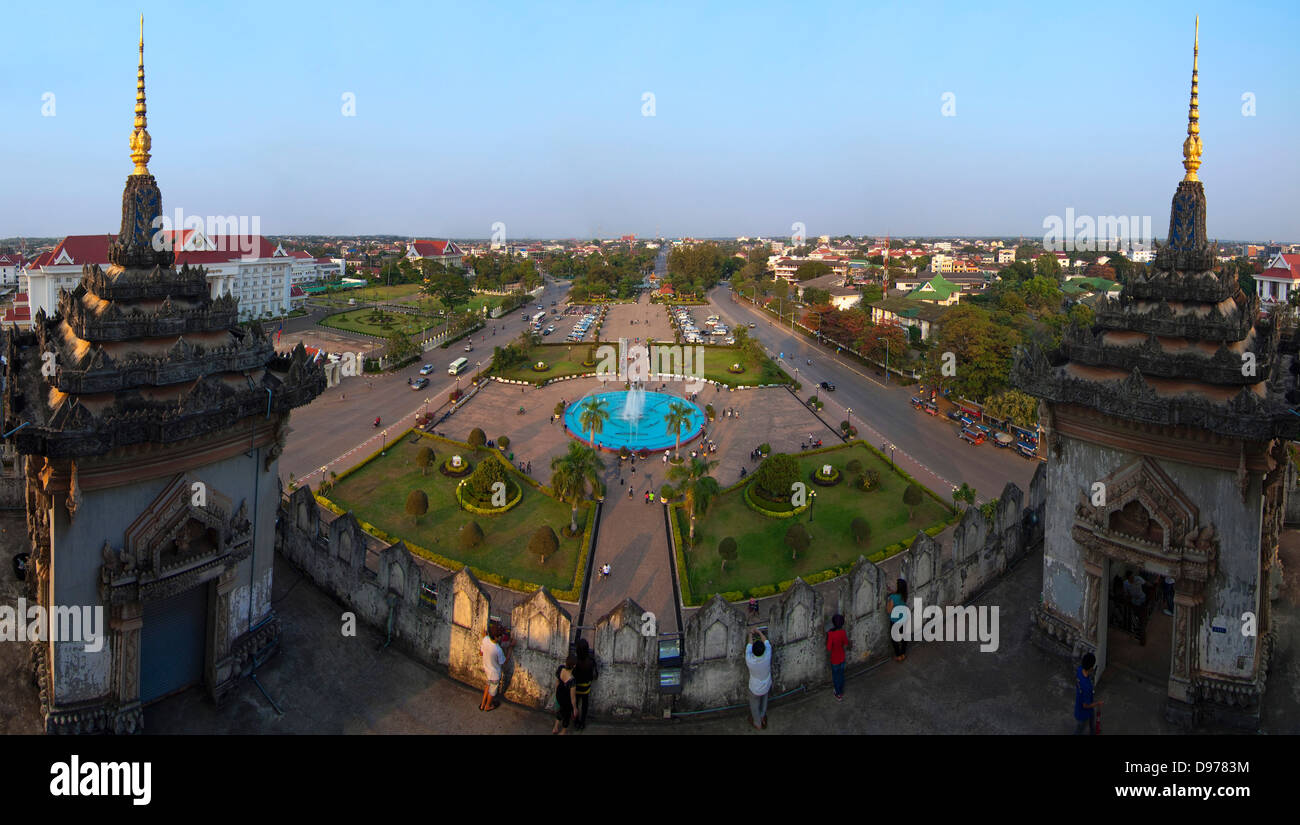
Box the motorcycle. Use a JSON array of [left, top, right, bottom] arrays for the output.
[[373, 417, 381, 428]]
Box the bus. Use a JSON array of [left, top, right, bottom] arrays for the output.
[[532, 312, 546, 326], [448, 357, 469, 375]]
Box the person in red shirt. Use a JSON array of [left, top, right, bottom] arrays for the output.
[[826, 614, 849, 701]]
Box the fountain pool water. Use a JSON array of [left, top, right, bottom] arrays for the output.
[[565, 389, 705, 452]]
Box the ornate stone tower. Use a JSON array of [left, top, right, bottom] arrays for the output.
[[1013, 19, 1293, 727], [2, 18, 324, 733]]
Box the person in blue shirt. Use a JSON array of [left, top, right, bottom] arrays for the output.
[[1074, 652, 1103, 734]]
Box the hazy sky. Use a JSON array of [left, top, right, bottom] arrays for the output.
[[2, 0, 1297, 241]]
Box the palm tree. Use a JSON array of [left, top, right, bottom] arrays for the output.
[[667, 456, 720, 546], [663, 401, 693, 459], [578, 396, 610, 448], [550, 442, 606, 534]]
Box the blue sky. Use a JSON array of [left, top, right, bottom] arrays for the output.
[[1, 0, 1296, 241]]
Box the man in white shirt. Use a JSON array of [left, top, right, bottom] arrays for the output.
[[744, 628, 773, 730], [479, 627, 508, 711]]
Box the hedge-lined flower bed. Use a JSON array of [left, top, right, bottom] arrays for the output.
[[742, 483, 809, 518], [440, 456, 473, 477], [455, 477, 523, 514]]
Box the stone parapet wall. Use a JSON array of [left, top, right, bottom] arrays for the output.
[[276, 468, 1045, 718]]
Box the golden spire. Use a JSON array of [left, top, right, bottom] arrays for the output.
[[129, 14, 152, 176], [1181, 16, 1202, 182]]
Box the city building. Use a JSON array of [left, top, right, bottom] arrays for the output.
[[868, 297, 946, 340], [906, 274, 962, 305], [1255, 253, 1300, 305], [11, 231, 299, 324], [2, 23, 324, 733], [1013, 23, 1290, 728], [0, 252, 23, 287], [405, 239, 465, 269]]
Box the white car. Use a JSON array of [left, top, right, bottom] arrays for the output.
[[418, 364, 435, 375]]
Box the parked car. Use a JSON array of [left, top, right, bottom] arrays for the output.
[[959, 428, 985, 446], [923, 402, 939, 416], [911, 396, 924, 409], [749, 323, 756, 328], [820, 381, 836, 391], [418, 364, 435, 375], [410, 377, 430, 390], [946, 410, 965, 422], [1016, 441, 1038, 459]]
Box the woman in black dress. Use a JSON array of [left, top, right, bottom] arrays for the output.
[[572, 639, 598, 730], [552, 654, 578, 734]]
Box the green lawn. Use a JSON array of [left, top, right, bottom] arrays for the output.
[[678, 444, 953, 601], [490, 343, 792, 387], [327, 435, 591, 591], [313, 283, 424, 306], [319, 307, 439, 337]]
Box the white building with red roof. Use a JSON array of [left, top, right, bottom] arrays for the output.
[[1255, 253, 1300, 305], [7, 230, 301, 326], [405, 239, 464, 269], [0, 252, 24, 287]]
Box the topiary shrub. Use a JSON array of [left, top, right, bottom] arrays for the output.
[[785, 522, 810, 560], [903, 483, 923, 520], [659, 483, 676, 502], [619, 445, 630, 460], [718, 536, 738, 572], [846, 458, 863, 474], [465, 452, 511, 503], [416, 446, 435, 475], [528, 525, 559, 565], [459, 521, 484, 550], [754, 453, 799, 501], [497, 436, 510, 450], [851, 517, 871, 546], [758, 442, 771, 456], [406, 489, 429, 524], [468, 428, 486, 448]]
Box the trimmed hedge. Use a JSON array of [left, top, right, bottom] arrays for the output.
[[742, 482, 808, 518], [669, 504, 693, 607], [454, 477, 523, 514]]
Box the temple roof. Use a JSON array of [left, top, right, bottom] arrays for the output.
[[1012, 22, 1300, 442]]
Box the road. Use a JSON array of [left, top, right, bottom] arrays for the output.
[[278, 278, 571, 486], [708, 285, 1038, 503], [278, 263, 1036, 507]]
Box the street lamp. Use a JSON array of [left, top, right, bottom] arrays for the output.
[[889, 444, 896, 469], [809, 489, 817, 522], [381, 429, 388, 455]]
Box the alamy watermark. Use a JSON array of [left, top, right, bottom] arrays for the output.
[[890, 598, 1000, 652], [1042, 208, 1152, 253], [0, 598, 104, 652], [594, 338, 706, 393], [150, 208, 262, 254]]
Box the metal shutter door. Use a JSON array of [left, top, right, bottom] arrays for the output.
[[140, 584, 207, 704]]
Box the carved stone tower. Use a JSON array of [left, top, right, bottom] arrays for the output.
[[2, 18, 324, 733], [1013, 19, 1294, 728]]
